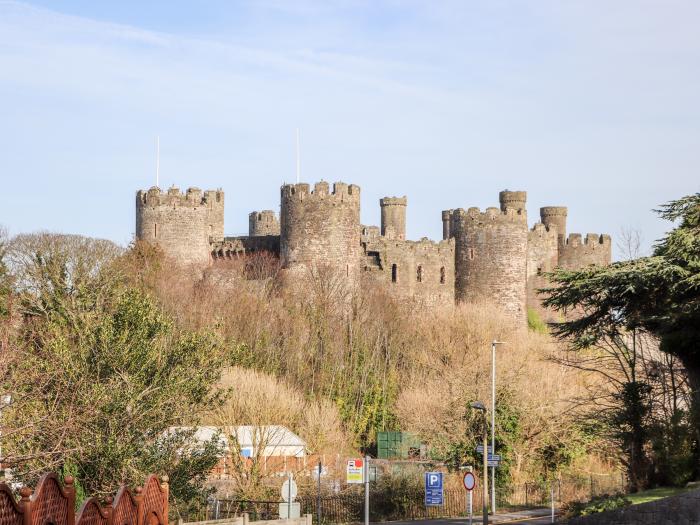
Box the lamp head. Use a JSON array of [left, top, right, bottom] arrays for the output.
[[470, 401, 486, 411]]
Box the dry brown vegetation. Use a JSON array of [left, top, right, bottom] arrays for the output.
[[118, 245, 619, 487]]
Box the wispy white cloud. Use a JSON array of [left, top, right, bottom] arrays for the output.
[[0, 0, 698, 257]]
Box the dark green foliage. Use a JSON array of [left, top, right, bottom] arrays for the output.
[[4, 233, 227, 510], [543, 193, 700, 479], [564, 493, 631, 517], [538, 424, 593, 479], [649, 409, 695, 487]]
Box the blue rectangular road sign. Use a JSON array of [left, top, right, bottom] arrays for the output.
[[424, 472, 444, 506], [475, 445, 493, 454]]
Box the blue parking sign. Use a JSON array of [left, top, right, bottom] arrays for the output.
[[424, 472, 443, 506]]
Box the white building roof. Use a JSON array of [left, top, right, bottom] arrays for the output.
[[171, 425, 307, 457]]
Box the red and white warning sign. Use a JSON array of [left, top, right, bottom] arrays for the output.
[[463, 472, 476, 491]]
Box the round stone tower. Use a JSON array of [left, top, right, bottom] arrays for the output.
[[450, 191, 528, 325], [442, 210, 453, 240], [135, 186, 224, 267], [249, 210, 280, 236], [280, 181, 361, 285], [499, 190, 527, 214], [380, 196, 407, 240], [539, 206, 568, 240]]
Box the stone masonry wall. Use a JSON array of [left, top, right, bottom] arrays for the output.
[[211, 236, 280, 259], [451, 206, 529, 324], [526, 222, 560, 322], [362, 232, 455, 308], [134, 183, 611, 321], [565, 488, 700, 525], [558, 233, 612, 270], [135, 186, 224, 267], [280, 181, 361, 287], [249, 210, 280, 236]]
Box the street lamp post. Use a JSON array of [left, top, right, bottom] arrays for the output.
[[491, 340, 505, 513], [470, 402, 488, 525]]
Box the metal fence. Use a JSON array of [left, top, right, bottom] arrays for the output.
[[188, 475, 627, 525]]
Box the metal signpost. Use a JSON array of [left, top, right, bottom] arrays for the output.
[[424, 472, 444, 506], [280, 473, 299, 519], [491, 340, 505, 513], [463, 470, 476, 525], [317, 461, 322, 525], [364, 456, 370, 525]]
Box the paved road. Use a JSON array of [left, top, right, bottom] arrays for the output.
[[372, 509, 560, 525]]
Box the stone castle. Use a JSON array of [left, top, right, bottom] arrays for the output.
[[135, 182, 611, 324]]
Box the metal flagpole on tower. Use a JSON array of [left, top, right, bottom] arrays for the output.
[[296, 128, 300, 183], [156, 136, 160, 188]]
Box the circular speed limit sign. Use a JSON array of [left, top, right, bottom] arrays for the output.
[[463, 472, 476, 491]]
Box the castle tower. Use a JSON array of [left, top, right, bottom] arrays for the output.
[[135, 186, 224, 267], [499, 190, 527, 214], [450, 191, 528, 324], [540, 206, 568, 241], [249, 210, 280, 236], [280, 181, 361, 285], [380, 196, 407, 240], [442, 210, 453, 240]]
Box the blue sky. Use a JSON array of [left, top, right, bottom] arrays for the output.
[[1, 1, 698, 258]]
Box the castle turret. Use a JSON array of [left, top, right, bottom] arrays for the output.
[[499, 190, 527, 214], [451, 191, 528, 324], [540, 206, 568, 241], [249, 210, 280, 236], [442, 210, 453, 240], [280, 181, 361, 286], [380, 196, 407, 240], [135, 186, 224, 267]]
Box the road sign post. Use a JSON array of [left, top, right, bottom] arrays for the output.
[[280, 473, 299, 519], [424, 472, 444, 506], [463, 470, 476, 525], [364, 456, 370, 525]]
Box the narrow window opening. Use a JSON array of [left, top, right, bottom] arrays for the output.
[[537, 267, 542, 276], [346, 264, 349, 277], [391, 264, 398, 283], [440, 267, 446, 284], [154, 223, 158, 238], [417, 265, 423, 283], [469, 248, 474, 260]]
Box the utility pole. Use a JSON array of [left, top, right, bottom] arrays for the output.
[[491, 340, 505, 513], [470, 402, 488, 525], [288, 471, 292, 520], [364, 455, 370, 525], [317, 460, 322, 525]]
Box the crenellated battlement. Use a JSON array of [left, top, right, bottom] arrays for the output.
[[563, 233, 612, 247], [558, 232, 612, 269], [281, 181, 360, 203], [530, 222, 552, 234], [136, 186, 224, 208], [449, 205, 528, 226], [380, 196, 407, 207]]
